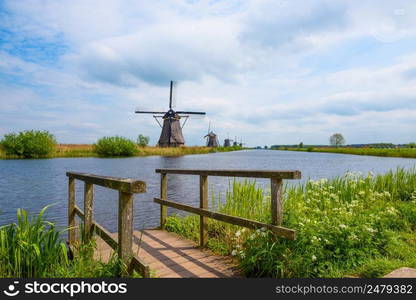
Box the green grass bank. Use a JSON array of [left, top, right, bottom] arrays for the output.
[[0, 144, 244, 159], [277, 147, 416, 159], [165, 168, 416, 278]]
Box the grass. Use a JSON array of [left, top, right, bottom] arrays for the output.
[[0, 205, 132, 278], [165, 168, 416, 278], [278, 147, 416, 159], [1, 144, 244, 159]]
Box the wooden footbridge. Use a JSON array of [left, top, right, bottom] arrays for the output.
[[66, 169, 301, 278]]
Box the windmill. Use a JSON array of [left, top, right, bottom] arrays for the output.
[[223, 133, 232, 147], [204, 121, 219, 147], [233, 136, 238, 147], [135, 81, 206, 147]]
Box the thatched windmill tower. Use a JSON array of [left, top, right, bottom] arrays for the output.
[[204, 122, 219, 147], [135, 81, 206, 147]]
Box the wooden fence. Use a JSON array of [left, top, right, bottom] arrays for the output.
[[154, 169, 301, 246], [66, 172, 150, 277]]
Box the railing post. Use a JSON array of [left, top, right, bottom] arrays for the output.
[[68, 177, 76, 246], [160, 173, 167, 229], [271, 177, 283, 226], [199, 175, 208, 247], [118, 191, 133, 265], [84, 182, 94, 241]]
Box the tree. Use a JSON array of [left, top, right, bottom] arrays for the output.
[[329, 133, 345, 147], [137, 134, 150, 147], [299, 142, 304, 148]]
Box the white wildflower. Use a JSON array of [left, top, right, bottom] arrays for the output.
[[366, 227, 376, 233]]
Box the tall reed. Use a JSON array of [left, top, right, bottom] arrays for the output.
[[0, 205, 68, 277], [0, 206, 131, 278]]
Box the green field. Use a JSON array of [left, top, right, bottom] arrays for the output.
[[165, 168, 416, 278], [278, 147, 416, 159]]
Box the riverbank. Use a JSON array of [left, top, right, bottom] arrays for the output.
[[0, 144, 244, 159], [165, 168, 416, 278], [276, 147, 416, 158]]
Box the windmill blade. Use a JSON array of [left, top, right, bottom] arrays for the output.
[[135, 110, 166, 114], [171, 80, 178, 109], [178, 111, 206, 120], [176, 111, 206, 115]]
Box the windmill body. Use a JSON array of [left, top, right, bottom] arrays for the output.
[[135, 81, 206, 147], [224, 139, 231, 147], [204, 121, 219, 147], [158, 110, 185, 147], [224, 134, 232, 147], [205, 132, 219, 147]]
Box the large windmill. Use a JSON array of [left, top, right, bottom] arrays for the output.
[[135, 81, 206, 147]]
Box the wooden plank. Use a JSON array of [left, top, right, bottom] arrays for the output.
[[93, 222, 118, 250], [84, 182, 94, 241], [68, 177, 76, 245], [199, 175, 208, 247], [160, 173, 167, 229], [271, 177, 283, 226], [74, 205, 84, 220], [155, 169, 301, 179], [129, 254, 151, 278], [66, 172, 146, 194], [154, 198, 296, 240], [118, 191, 133, 265]]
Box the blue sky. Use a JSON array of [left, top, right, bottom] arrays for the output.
[[0, 0, 415, 146]]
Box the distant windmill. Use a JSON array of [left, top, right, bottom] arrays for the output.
[[135, 81, 206, 147], [204, 121, 219, 147], [233, 136, 238, 147], [223, 133, 232, 147]]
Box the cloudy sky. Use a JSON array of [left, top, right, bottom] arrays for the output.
[[1, 0, 415, 146]]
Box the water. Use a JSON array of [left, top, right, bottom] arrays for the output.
[[0, 150, 415, 231]]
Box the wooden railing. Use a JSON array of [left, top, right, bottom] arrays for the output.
[[154, 169, 301, 246], [67, 172, 150, 277]]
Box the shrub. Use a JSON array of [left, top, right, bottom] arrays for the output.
[[94, 136, 137, 157], [1, 130, 56, 158]]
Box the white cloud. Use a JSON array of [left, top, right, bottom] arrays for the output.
[[1, 0, 416, 146]]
